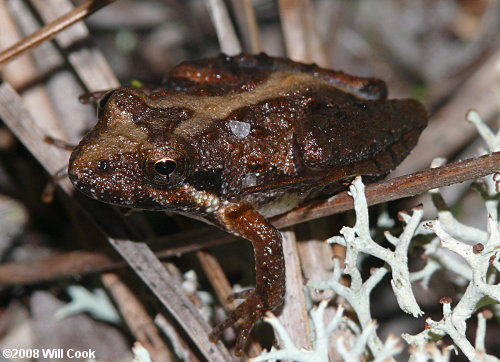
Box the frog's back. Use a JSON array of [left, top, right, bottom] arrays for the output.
[[157, 54, 427, 200], [163, 53, 387, 100]]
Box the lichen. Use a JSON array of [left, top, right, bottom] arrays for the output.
[[252, 110, 499, 361], [249, 301, 402, 362]]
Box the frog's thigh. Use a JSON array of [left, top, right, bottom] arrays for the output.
[[219, 202, 285, 307]]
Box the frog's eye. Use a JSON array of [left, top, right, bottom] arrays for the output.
[[145, 148, 188, 186], [154, 158, 177, 176]]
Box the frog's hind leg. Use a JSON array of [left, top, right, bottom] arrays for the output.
[[210, 201, 286, 356]]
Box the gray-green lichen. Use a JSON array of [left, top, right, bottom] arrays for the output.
[[252, 110, 499, 361]]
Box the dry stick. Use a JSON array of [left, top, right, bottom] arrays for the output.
[[204, 0, 242, 55], [275, 1, 323, 352], [29, 0, 120, 91], [274, 151, 500, 229], [316, 0, 347, 61], [241, 0, 261, 53], [301, 0, 329, 67], [196, 251, 263, 356], [0, 0, 66, 139], [108, 240, 233, 361], [196, 251, 237, 312], [0, 151, 497, 286], [229, 0, 262, 53], [0, 251, 114, 285], [154, 313, 202, 362], [0, 0, 118, 67], [0, 82, 232, 362], [101, 272, 174, 362], [278, 0, 308, 62], [277, 230, 312, 350], [295, 219, 346, 361]]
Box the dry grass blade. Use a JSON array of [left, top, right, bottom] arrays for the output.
[[205, 0, 242, 55], [0, 0, 118, 67]]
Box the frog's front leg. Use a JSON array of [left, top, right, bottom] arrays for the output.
[[209, 201, 286, 356]]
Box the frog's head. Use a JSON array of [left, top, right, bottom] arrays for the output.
[[68, 88, 196, 211]]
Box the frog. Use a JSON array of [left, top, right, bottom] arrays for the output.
[[68, 53, 427, 356]]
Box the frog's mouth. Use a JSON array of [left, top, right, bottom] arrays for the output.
[[68, 141, 147, 207], [68, 156, 180, 211], [69, 165, 132, 206]]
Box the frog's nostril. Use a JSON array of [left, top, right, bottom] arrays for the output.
[[97, 159, 110, 172]]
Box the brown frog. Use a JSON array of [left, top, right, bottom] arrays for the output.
[[68, 53, 427, 356]]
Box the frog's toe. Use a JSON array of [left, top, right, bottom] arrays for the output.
[[210, 291, 266, 356], [227, 288, 254, 302]]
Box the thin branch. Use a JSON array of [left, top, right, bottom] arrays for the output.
[[229, 0, 262, 53], [204, 0, 241, 55], [0, 0, 118, 67], [101, 272, 174, 361], [0, 151, 497, 285], [273, 151, 500, 228], [278, 0, 308, 62], [394, 45, 500, 176], [108, 239, 233, 361], [197, 250, 263, 356], [196, 251, 237, 311], [0, 251, 115, 285], [277, 230, 312, 350]]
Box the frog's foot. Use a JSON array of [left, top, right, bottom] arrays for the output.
[[209, 289, 268, 356], [212, 202, 286, 355]]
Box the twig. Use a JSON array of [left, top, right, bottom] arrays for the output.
[[278, 0, 308, 62], [196, 251, 237, 311], [29, 0, 120, 91], [0, 251, 114, 285], [277, 230, 312, 350], [204, 0, 241, 55], [197, 250, 263, 356], [229, 0, 262, 53], [0, 0, 66, 137], [273, 151, 500, 228], [301, 0, 329, 66], [0, 0, 118, 67], [295, 220, 345, 360], [108, 239, 233, 361], [101, 272, 174, 362]]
